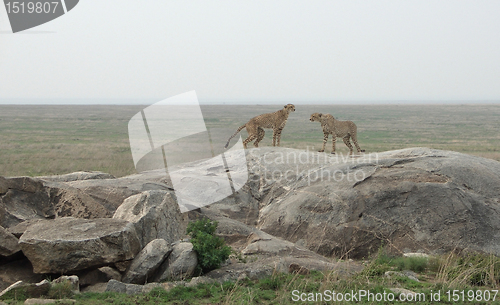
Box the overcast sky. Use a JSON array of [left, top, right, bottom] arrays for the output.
[[1, 0, 500, 104]]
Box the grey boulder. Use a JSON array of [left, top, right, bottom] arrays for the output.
[[113, 190, 187, 248], [154, 242, 197, 282], [250, 147, 500, 258], [122, 239, 172, 284], [19, 217, 141, 273], [0, 225, 20, 257]]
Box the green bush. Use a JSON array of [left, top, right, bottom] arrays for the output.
[[48, 281, 74, 299], [187, 218, 232, 274]]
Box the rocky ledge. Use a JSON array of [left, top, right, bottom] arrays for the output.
[[0, 147, 499, 295]]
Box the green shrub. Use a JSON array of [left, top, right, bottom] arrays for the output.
[[187, 218, 232, 274], [48, 281, 74, 299], [392, 256, 429, 273]]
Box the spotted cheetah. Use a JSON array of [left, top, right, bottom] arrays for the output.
[[225, 104, 296, 149], [310, 112, 365, 155]]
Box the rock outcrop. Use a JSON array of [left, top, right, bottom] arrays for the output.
[[246, 147, 500, 258], [19, 217, 141, 273], [1, 146, 499, 297]]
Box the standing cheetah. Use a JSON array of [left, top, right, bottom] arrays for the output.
[[310, 112, 365, 155], [225, 104, 296, 149]]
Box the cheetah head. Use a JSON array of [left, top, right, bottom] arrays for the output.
[[284, 104, 295, 112], [310, 113, 322, 122]]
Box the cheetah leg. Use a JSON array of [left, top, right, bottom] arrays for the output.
[[331, 135, 336, 154], [276, 128, 283, 146], [351, 134, 365, 153], [343, 136, 354, 155], [243, 126, 258, 149], [243, 134, 258, 149], [272, 128, 279, 146], [319, 133, 328, 152], [254, 127, 265, 147]]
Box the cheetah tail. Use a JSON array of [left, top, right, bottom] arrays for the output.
[[224, 124, 246, 149]]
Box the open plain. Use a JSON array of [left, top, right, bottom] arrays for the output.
[[0, 104, 498, 177]]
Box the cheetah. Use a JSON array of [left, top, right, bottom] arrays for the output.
[[309, 112, 365, 155], [225, 104, 296, 149]]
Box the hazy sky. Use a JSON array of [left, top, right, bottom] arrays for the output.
[[1, 0, 500, 104]]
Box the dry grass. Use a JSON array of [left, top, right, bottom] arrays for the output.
[[0, 104, 499, 177]]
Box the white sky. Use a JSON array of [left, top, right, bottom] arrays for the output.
[[1, 0, 500, 104]]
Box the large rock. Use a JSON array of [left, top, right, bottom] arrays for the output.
[[64, 172, 173, 214], [0, 225, 20, 256], [113, 190, 187, 247], [0, 177, 55, 228], [248, 147, 500, 258], [0, 176, 112, 229], [122, 239, 172, 284], [19, 217, 141, 273], [154, 242, 197, 282]]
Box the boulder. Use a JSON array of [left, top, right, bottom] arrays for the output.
[[113, 190, 187, 247], [0, 176, 112, 229], [45, 186, 110, 219], [0, 225, 21, 256], [122, 239, 172, 284], [154, 242, 197, 282], [0, 280, 50, 299], [19, 217, 141, 273], [65, 172, 173, 214], [0, 177, 55, 228], [247, 147, 500, 258]]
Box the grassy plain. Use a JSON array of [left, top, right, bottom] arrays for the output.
[[0, 104, 499, 177]]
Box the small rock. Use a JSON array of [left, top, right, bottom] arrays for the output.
[[288, 263, 310, 275], [154, 242, 198, 282], [80, 282, 107, 294], [403, 253, 430, 258], [122, 239, 172, 284], [384, 271, 419, 282], [24, 298, 76, 304], [185, 277, 215, 288], [105, 279, 162, 295], [389, 287, 419, 297]]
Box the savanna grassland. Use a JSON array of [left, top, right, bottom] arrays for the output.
[[0, 104, 499, 177]]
